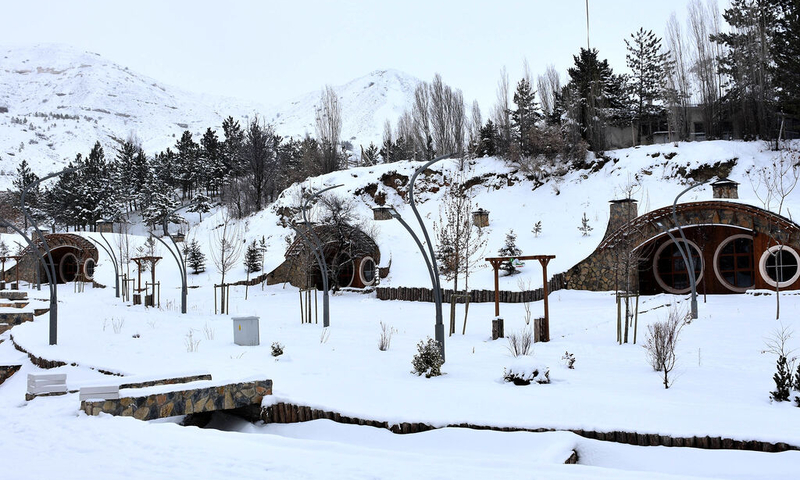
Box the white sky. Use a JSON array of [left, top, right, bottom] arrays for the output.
[[1, 0, 723, 113]]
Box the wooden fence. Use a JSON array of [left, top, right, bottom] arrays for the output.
[[375, 273, 566, 303]]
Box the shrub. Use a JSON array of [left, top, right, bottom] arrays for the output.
[[503, 359, 550, 385], [271, 342, 284, 357], [378, 321, 394, 351], [644, 306, 687, 389], [506, 328, 533, 357], [561, 351, 576, 369], [411, 338, 444, 378]]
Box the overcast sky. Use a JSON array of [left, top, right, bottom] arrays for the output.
[[2, 0, 725, 112]]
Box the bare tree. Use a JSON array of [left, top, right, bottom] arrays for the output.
[[412, 83, 433, 160], [492, 66, 512, 156], [315, 85, 342, 174], [210, 209, 243, 314], [688, 0, 722, 137], [468, 100, 482, 155], [749, 147, 800, 319], [537, 64, 561, 121], [666, 13, 692, 141], [645, 305, 688, 389]]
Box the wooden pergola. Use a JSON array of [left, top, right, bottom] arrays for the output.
[[485, 255, 556, 341]]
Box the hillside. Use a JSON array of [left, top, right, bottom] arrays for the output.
[[191, 140, 797, 293], [0, 44, 419, 188]]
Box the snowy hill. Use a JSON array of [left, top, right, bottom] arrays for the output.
[[188, 140, 799, 293], [0, 44, 420, 187]]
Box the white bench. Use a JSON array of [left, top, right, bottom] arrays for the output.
[[27, 373, 67, 396], [79, 385, 120, 402]]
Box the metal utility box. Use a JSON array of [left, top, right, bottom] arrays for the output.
[[232, 316, 260, 346]]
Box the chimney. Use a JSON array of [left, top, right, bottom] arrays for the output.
[[711, 178, 739, 199], [472, 208, 490, 227], [604, 199, 639, 239]]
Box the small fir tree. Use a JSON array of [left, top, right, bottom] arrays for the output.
[[532, 221, 542, 238], [184, 239, 206, 274], [771, 355, 792, 402], [578, 212, 593, 236], [244, 240, 263, 274], [189, 192, 212, 222], [498, 229, 522, 275]]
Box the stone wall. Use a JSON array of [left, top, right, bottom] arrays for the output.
[[0, 311, 34, 334], [0, 364, 21, 386], [81, 380, 272, 421]]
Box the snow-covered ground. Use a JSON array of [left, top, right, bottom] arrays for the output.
[[1, 140, 800, 479]]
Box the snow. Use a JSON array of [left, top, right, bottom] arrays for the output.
[[0, 44, 420, 190], [1, 129, 800, 476]]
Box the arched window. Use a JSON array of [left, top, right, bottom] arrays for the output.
[[713, 235, 754, 292], [359, 257, 377, 287], [83, 258, 96, 281], [654, 239, 704, 294], [759, 245, 800, 288]]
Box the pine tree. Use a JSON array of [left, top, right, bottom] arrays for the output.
[[13, 159, 40, 229], [497, 229, 522, 275], [625, 28, 670, 144], [566, 48, 626, 151], [184, 239, 206, 274], [188, 192, 212, 222], [244, 240, 263, 274], [476, 120, 498, 157], [510, 78, 542, 156], [773, 0, 800, 117], [532, 221, 542, 238], [771, 355, 792, 402], [578, 212, 593, 236]]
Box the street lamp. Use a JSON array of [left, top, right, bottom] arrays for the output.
[[152, 204, 190, 314], [19, 166, 84, 345], [291, 184, 343, 328], [388, 153, 451, 361], [655, 179, 709, 320]]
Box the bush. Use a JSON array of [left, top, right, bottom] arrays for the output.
[[644, 307, 687, 389], [411, 338, 444, 378], [506, 328, 533, 357], [271, 342, 284, 357], [561, 351, 576, 369], [378, 321, 394, 351], [503, 359, 550, 385]]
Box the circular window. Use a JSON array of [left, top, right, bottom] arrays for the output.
[[59, 253, 79, 283], [759, 245, 800, 288], [653, 239, 704, 294], [359, 256, 377, 287], [713, 235, 754, 292], [83, 258, 96, 281]]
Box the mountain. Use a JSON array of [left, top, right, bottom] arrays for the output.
[[0, 44, 420, 188]]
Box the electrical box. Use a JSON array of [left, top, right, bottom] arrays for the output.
[[232, 316, 260, 346]]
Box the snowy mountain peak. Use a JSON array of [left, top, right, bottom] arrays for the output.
[[0, 44, 420, 186]]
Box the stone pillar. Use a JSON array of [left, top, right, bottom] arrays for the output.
[[604, 199, 639, 240], [711, 179, 739, 199], [372, 207, 393, 221], [472, 208, 490, 227]]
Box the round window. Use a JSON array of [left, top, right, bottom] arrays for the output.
[[759, 245, 800, 288], [83, 258, 96, 280], [653, 239, 704, 294], [59, 253, 79, 283], [713, 235, 754, 292], [359, 256, 377, 287]]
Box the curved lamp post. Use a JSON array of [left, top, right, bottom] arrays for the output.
[[19, 166, 84, 345], [292, 184, 343, 328], [88, 221, 120, 298], [656, 179, 709, 320], [151, 204, 190, 314], [388, 153, 451, 361]]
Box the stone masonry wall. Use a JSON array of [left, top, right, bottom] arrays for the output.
[[81, 380, 273, 420]]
